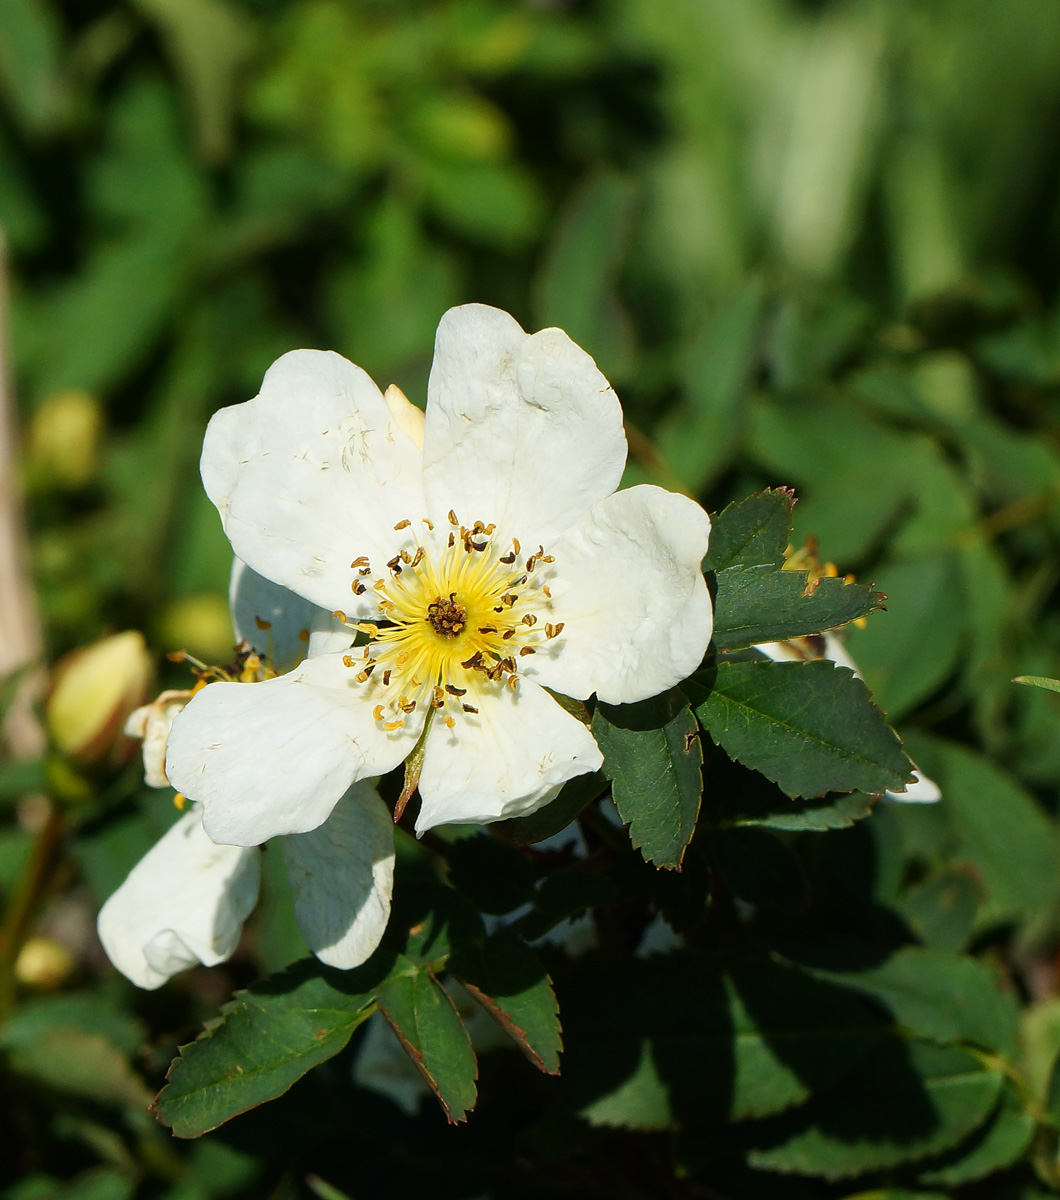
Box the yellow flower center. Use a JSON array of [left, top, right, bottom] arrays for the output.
[[338, 512, 564, 730]]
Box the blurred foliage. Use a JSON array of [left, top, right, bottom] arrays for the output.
[[6, 0, 1060, 1196]]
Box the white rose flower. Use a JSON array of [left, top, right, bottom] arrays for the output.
[[166, 303, 713, 843], [755, 632, 941, 803], [98, 561, 394, 989]]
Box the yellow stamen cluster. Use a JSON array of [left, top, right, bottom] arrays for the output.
[[342, 512, 564, 730]]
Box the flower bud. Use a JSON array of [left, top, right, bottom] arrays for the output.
[[26, 389, 104, 491], [14, 936, 75, 990], [47, 631, 152, 770]]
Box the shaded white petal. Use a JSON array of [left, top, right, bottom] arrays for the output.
[[230, 558, 351, 672], [422, 304, 627, 543], [281, 782, 395, 969], [125, 690, 194, 788], [416, 680, 602, 832], [531, 485, 712, 705], [886, 770, 942, 804], [384, 384, 425, 449], [96, 809, 260, 990], [202, 350, 425, 615], [166, 654, 423, 846]]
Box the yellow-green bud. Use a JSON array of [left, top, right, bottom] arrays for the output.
[[47, 631, 152, 770], [26, 389, 104, 491]]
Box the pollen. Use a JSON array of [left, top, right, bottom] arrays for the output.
[[344, 516, 564, 728]]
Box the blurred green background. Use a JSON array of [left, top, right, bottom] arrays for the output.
[[7, 0, 1060, 1196]]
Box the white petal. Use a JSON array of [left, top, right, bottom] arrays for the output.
[[281, 782, 395, 969], [166, 654, 423, 846], [96, 809, 260, 990], [422, 304, 627, 543], [384, 384, 425, 449], [201, 349, 425, 615], [416, 680, 602, 832], [531, 485, 712, 705], [886, 769, 942, 804], [229, 559, 351, 672]]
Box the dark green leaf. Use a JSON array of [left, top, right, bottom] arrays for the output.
[[154, 956, 390, 1137], [592, 689, 703, 869], [498, 770, 606, 846], [704, 488, 795, 572], [711, 566, 883, 652], [445, 835, 538, 915], [735, 791, 877, 832], [897, 868, 980, 952], [747, 1039, 1003, 1178], [713, 827, 807, 908], [800, 945, 1020, 1058], [448, 930, 562, 1074], [915, 1086, 1035, 1185], [691, 660, 914, 799], [561, 954, 882, 1129], [376, 957, 477, 1123]]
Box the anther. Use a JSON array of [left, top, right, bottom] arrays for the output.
[[394, 519, 411, 530], [499, 552, 516, 565], [254, 616, 272, 630], [508, 675, 519, 690], [359, 567, 372, 576], [542, 555, 555, 564], [384, 720, 404, 732], [351, 556, 370, 569], [332, 610, 348, 623], [411, 547, 425, 567], [433, 686, 445, 707], [373, 705, 385, 721], [461, 651, 484, 670], [422, 518, 434, 530], [382, 670, 392, 686], [444, 716, 456, 728], [396, 652, 409, 664], [462, 703, 479, 714], [445, 684, 467, 697], [542, 585, 551, 599], [448, 509, 459, 526], [448, 532, 455, 548], [298, 629, 310, 642], [478, 625, 497, 634], [521, 614, 537, 627], [502, 629, 515, 639], [519, 646, 536, 656], [352, 580, 365, 595], [355, 669, 370, 682], [512, 538, 521, 554], [545, 622, 565, 639], [357, 623, 379, 636], [343, 655, 355, 668]]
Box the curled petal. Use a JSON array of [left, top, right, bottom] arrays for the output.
[[532, 485, 712, 705], [281, 782, 395, 969], [97, 809, 260, 990], [201, 350, 425, 615], [416, 680, 602, 832], [166, 654, 423, 846], [422, 304, 627, 543], [229, 559, 351, 673]]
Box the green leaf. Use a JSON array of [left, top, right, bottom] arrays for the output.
[[1014, 673, 1060, 694], [498, 770, 606, 845], [713, 827, 807, 908], [896, 868, 980, 952], [915, 1086, 1035, 1186], [0, 993, 146, 1058], [904, 733, 1060, 919], [703, 488, 795, 572], [592, 689, 703, 869], [659, 279, 765, 492], [800, 945, 1021, 1058], [734, 791, 877, 832], [691, 660, 913, 799], [711, 566, 883, 652], [5, 1028, 152, 1110], [376, 956, 478, 1123], [747, 1039, 1003, 1178], [445, 836, 538, 915], [154, 956, 390, 1137], [561, 954, 882, 1128], [448, 930, 562, 1074]]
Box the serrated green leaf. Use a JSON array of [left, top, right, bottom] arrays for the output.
[[592, 689, 703, 869], [704, 488, 795, 572], [445, 835, 538, 915], [915, 1086, 1035, 1186], [561, 955, 882, 1128], [448, 930, 562, 1074], [154, 956, 390, 1137], [6, 1028, 152, 1111], [711, 566, 883, 652], [691, 660, 913, 799], [748, 1039, 1003, 1179], [376, 957, 477, 1123], [799, 945, 1020, 1058], [736, 791, 877, 831]]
